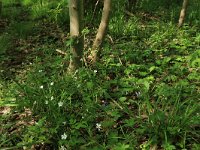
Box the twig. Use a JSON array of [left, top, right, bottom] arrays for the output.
[[107, 34, 114, 45], [56, 49, 67, 55], [90, 0, 100, 24], [124, 10, 135, 17], [112, 99, 123, 110]]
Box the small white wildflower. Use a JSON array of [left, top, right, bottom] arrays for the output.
[[61, 133, 67, 140], [39, 70, 42, 73], [58, 101, 63, 107], [50, 82, 54, 86], [60, 145, 67, 150], [173, 38, 178, 42], [63, 122, 66, 125], [94, 70, 97, 73], [29, 62, 32, 65], [40, 85, 44, 89], [50, 96, 54, 101], [135, 91, 141, 97], [45, 100, 48, 105], [96, 123, 102, 131], [33, 101, 36, 105]]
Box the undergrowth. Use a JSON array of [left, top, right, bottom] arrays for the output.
[[0, 0, 200, 150]]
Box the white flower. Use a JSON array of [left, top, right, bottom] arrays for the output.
[[50, 82, 54, 86], [94, 70, 97, 73], [173, 38, 178, 42], [135, 91, 141, 97], [63, 122, 66, 125], [60, 145, 67, 150], [61, 133, 67, 140], [96, 123, 102, 131], [40, 85, 44, 89], [39, 70, 42, 73], [45, 100, 48, 105], [50, 96, 54, 101], [58, 101, 63, 107]]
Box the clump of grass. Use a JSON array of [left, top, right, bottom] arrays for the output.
[[10, 21, 35, 39]]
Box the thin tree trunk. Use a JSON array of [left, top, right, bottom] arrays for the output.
[[178, 0, 189, 27], [68, 0, 84, 72], [91, 0, 111, 64]]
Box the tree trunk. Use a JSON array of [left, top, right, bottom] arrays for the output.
[[178, 0, 189, 27], [68, 0, 84, 72], [91, 0, 112, 64]]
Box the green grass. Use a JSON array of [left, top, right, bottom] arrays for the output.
[[0, 0, 200, 149]]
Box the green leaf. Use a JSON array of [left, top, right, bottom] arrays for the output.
[[139, 71, 148, 76], [82, 28, 90, 35], [86, 82, 94, 89], [119, 97, 127, 102], [149, 66, 156, 72], [123, 118, 135, 127], [143, 80, 150, 90], [113, 143, 130, 150], [102, 119, 115, 128]]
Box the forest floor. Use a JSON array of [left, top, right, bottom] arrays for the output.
[[0, 2, 200, 150]]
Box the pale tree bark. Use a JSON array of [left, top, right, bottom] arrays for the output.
[[91, 0, 112, 64], [178, 0, 189, 27], [68, 0, 84, 72]]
